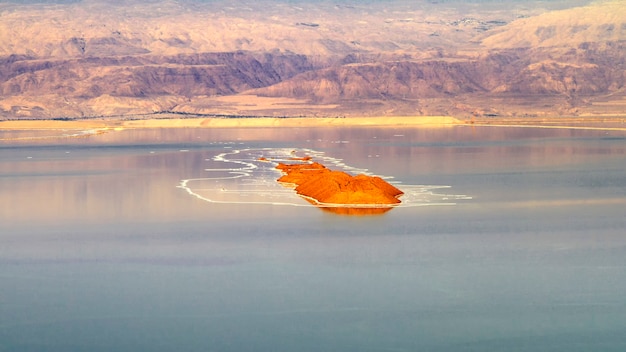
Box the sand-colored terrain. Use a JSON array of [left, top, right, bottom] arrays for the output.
[[481, 1, 626, 48], [0, 116, 461, 131], [3, 115, 626, 137], [2, 0, 625, 119]]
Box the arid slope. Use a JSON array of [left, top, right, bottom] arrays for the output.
[[1, 0, 624, 119]]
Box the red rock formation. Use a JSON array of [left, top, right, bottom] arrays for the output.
[[276, 159, 403, 214]]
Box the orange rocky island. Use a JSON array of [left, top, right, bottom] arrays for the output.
[[274, 158, 404, 215]]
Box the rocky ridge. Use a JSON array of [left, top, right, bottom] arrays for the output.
[[276, 160, 404, 215], [1, 0, 625, 119]]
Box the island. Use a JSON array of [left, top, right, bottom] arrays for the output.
[[275, 159, 404, 215]]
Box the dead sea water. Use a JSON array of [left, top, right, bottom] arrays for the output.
[[1, 125, 626, 351]]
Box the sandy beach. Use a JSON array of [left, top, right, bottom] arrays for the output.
[[1, 115, 625, 133], [0, 116, 460, 131]]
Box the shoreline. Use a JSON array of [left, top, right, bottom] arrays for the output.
[[1, 115, 625, 132], [0, 116, 459, 130]]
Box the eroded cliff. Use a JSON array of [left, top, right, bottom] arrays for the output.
[[1, 0, 624, 119]]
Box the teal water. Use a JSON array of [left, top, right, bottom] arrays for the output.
[[1, 125, 626, 351]]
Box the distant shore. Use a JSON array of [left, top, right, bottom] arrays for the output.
[[0, 116, 460, 130], [1, 115, 625, 132]]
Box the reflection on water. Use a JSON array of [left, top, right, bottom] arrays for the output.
[[0, 128, 108, 141], [1, 125, 626, 351]]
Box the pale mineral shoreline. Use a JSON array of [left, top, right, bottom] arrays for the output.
[[1, 115, 625, 132], [0, 116, 460, 130]]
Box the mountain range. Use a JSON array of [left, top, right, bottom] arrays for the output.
[[1, 0, 625, 119]]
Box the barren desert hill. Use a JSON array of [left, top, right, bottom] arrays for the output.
[[0, 0, 513, 58], [1, 0, 625, 119], [246, 0, 626, 117], [480, 0, 626, 49], [247, 40, 625, 116]]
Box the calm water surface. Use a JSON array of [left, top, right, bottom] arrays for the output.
[[1, 125, 626, 351]]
